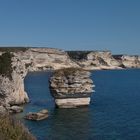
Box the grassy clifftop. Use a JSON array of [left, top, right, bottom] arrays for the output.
[[0, 115, 36, 140]]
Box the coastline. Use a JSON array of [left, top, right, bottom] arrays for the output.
[[0, 47, 140, 139]]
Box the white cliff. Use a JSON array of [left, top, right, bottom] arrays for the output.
[[0, 48, 140, 112], [67, 51, 140, 70], [50, 68, 94, 108], [14, 48, 78, 70], [75, 51, 122, 70], [120, 55, 140, 68], [0, 48, 79, 111]]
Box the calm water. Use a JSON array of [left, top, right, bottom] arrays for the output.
[[15, 69, 140, 140]]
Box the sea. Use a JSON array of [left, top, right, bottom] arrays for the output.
[[15, 69, 140, 140]]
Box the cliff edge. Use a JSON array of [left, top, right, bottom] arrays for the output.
[[0, 48, 78, 112], [67, 51, 140, 70]]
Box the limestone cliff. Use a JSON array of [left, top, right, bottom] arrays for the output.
[[79, 51, 122, 70], [0, 48, 140, 112], [0, 48, 78, 111], [67, 51, 140, 70], [114, 55, 140, 68]]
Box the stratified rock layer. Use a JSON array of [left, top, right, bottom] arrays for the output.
[[0, 48, 78, 111], [50, 68, 94, 108], [1, 48, 140, 112], [67, 51, 140, 70]]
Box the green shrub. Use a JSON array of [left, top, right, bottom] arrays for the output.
[[53, 67, 86, 77], [67, 51, 91, 60], [0, 115, 36, 140], [0, 47, 28, 52], [0, 52, 13, 80]]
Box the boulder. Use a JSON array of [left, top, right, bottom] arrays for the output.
[[25, 109, 49, 121], [0, 48, 79, 113], [9, 106, 23, 113]]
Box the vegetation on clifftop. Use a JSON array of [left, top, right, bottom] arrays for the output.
[[0, 115, 36, 140], [0, 47, 28, 52], [53, 67, 87, 77], [0, 52, 13, 79], [67, 51, 91, 60]]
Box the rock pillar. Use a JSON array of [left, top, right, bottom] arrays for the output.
[[49, 68, 94, 108]]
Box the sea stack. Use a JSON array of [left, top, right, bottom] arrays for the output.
[[49, 68, 94, 108]]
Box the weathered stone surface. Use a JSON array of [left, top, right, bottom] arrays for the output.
[[120, 55, 140, 68], [1, 48, 140, 112], [0, 106, 7, 114], [25, 109, 49, 121], [76, 51, 123, 70], [0, 48, 79, 112], [9, 106, 23, 113], [68, 51, 140, 70], [50, 68, 94, 108]]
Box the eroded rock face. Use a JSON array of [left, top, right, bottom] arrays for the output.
[[50, 68, 94, 108], [74, 51, 123, 70], [67, 51, 140, 70], [14, 48, 78, 71], [1, 48, 140, 112], [8, 106, 23, 113], [25, 109, 49, 121], [0, 48, 79, 111], [120, 55, 140, 68], [0, 106, 7, 114]]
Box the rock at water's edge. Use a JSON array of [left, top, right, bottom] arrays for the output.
[[50, 68, 94, 108], [9, 106, 23, 113], [25, 109, 49, 121], [55, 98, 91, 108]]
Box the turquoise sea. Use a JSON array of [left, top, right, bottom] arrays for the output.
[[15, 69, 140, 140]]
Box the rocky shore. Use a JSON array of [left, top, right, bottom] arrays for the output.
[[0, 48, 78, 113], [50, 68, 94, 108], [0, 47, 140, 112]]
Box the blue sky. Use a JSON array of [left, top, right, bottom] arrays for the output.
[[0, 0, 140, 54]]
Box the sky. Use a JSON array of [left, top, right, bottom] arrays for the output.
[[0, 0, 140, 54]]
